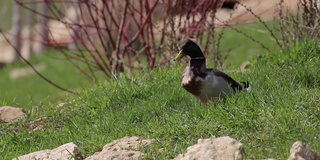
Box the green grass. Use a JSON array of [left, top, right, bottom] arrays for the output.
[[214, 22, 281, 69], [0, 50, 93, 106], [1, 41, 319, 159]]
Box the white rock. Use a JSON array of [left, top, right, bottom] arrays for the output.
[[0, 106, 25, 123], [174, 136, 245, 160], [10, 63, 46, 79], [15, 142, 82, 160], [85, 150, 143, 160], [25, 117, 47, 132], [85, 136, 153, 160]]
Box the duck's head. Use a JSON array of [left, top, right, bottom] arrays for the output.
[[174, 40, 205, 61]]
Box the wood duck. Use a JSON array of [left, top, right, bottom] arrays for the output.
[[174, 40, 251, 104]]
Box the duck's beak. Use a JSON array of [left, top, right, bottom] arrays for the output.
[[173, 50, 186, 61]]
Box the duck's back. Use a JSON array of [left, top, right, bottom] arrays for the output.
[[181, 66, 233, 102], [198, 73, 233, 100]]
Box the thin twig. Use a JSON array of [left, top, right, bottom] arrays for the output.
[[0, 29, 77, 94]]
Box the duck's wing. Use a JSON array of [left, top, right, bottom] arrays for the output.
[[209, 68, 244, 92]]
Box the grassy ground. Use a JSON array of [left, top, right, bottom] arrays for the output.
[[0, 50, 92, 106], [1, 40, 319, 159], [214, 22, 281, 69]]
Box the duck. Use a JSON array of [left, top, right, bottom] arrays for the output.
[[174, 39, 251, 104]]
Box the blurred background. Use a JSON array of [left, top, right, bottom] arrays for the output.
[[0, 0, 316, 106]]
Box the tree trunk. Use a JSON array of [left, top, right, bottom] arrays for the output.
[[68, 0, 81, 50], [12, 0, 22, 60], [38, 0, 49, 54], [28, 2, 36, 56]]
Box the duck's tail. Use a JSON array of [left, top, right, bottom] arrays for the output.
[[241, 81, 251, 93]]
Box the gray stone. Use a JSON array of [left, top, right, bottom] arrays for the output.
[[288, 141, 320, 160]]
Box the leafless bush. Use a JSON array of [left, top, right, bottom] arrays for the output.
[[279, 0, 320, 48], [11, 0, 306, 84], [14, 0, 244, 80]]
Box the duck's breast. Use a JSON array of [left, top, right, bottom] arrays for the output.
[[181, 66, 202, 96]]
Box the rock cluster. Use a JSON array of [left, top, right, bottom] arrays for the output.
[[13, 136, 320, 160], [2, 106, 319, 160]]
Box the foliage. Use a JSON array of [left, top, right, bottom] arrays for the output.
[[0, 51, 92, 106], [253, 40, 320, 88]]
